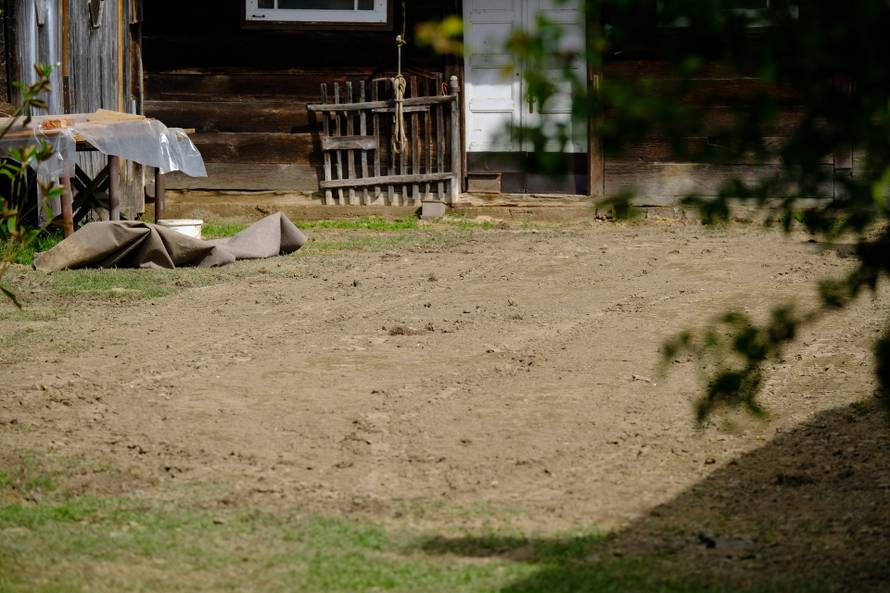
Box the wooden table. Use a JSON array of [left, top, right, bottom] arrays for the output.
[[1, 111, 197, 238], [58, 130, 193, 237]]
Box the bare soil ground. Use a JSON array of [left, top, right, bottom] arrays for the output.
[[2, 219, 889, 591]]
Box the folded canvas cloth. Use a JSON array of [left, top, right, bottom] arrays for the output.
[[34, 212, 308, 271]]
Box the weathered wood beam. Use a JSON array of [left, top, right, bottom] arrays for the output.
[[320, 172, 454, 190], [307, 95, 456, 112]]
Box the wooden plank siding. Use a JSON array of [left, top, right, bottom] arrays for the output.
[[142, 0, 452, 192], [142, 1, 837, 204], [7, 0, 144, 218], [602, 43, 834, 203]]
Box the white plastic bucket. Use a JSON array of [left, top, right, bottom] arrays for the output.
[[157, 219, 203, 240]]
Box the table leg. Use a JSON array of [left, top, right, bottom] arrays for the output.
[[59, 176, 74, 238], [108, 155, 121, 221], [154, 167, 166, 222]]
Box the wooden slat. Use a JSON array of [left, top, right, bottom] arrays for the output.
[[371, 79, 382, 202], [322, 135, 378, 151], [435, 73, 445, 200], [358, 80, 370, 205], [320, 83, 333, 204], [424, 78, 434, 197], [333, 82, 344, 203], [320, 172, 454, 189], [371, 105, 430, 114], [410, 76, 421, 204], [398, 81, 407, 205], [345, 81, 357, 205]]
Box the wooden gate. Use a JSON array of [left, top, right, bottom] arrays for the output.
[[308, 75, 462, 206]]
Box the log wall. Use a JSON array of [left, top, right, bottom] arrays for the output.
[[142, 0, 450, 192], [600, 4, 837, 204]]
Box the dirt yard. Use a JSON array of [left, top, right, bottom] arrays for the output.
[[2, 219, 889, 592]]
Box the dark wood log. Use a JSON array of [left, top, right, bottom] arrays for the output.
[[145, 99, 313, 133], [190, 132, 318, 164], [604, 162, 835, 202], [165, 162, 320, 191]]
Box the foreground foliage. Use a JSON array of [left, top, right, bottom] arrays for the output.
[[0, 64, 58, 307], [484, 0, 890, 420]]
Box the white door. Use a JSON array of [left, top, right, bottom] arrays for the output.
[[463, 0, 587, 153], [463, 0, 523, 152], [525, 0, 587, 153]]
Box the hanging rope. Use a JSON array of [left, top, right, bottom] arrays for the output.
[[391, 36, 408, 155], [390, 0, 409, 155]]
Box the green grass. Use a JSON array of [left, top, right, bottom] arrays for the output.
[[203, 217, 420, 240], [0, 461, 782, 593], [443, 215, 497, 230], [2, 232, 64, 266], [46, 268, 206, 300], [0, 498, 751, 593]]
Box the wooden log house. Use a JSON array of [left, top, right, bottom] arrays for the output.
[[2, 0, 849, 212]]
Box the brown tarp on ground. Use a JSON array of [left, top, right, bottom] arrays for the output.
[[34, 212, 308, 271]]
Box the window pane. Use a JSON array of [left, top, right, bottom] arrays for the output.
[[257, 0, 274, 7], [277, 0, 355, 9], [357, 0, 374, 9]]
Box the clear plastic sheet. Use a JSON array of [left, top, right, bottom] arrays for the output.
[[0, 113, 207, 178]]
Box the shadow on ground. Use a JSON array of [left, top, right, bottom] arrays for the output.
[[420, 401, 890, 593]]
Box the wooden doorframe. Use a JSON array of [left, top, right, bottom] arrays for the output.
[[455, 0, 600, 196], [444, 0, 466, 192], [586, 0, 604, 198]]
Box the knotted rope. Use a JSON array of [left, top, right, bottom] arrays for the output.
[[391, 34, 408, 155]]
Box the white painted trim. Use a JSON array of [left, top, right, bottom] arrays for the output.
[[245, 0, 387, 23]]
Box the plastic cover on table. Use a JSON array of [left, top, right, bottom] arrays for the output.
[[0, 113, 207, 178]]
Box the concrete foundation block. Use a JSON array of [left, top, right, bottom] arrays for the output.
[[421, 200, 447, 220]]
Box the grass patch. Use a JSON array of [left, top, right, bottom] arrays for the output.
[[47, 269, 201, 300], [303, 233, 441, 254], [443, 215, 497, 230], [201, 222, 247, 239], [1, 232, 64, 266], [0, 461, 784, 593], [0, 494, 762, 593], [203, 217, 419, 240], [301, 216, 419, 231]]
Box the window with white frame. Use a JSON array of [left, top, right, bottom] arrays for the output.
[[245, 0, 388, 24]]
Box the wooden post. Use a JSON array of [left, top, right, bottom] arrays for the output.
[[108, 156, 121, 220], [154, 167, 166, 221], [449, 75, 462, 204], [586, 2, 605, 199], [60, 176, 74, 237], [320, 83, 334, 205]]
